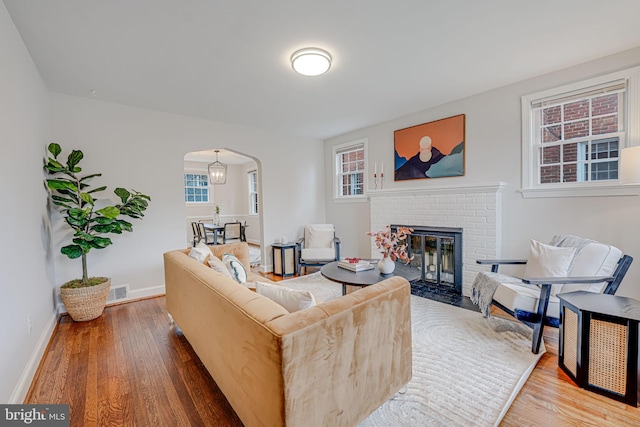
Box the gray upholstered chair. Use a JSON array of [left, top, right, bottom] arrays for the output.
[[474, 235, 632, 354], [296, 224, 341, 275]]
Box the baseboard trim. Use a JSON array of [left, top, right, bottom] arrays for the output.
[[56, 285, 166, 315], [127, 285, 166, 301], [10, 310, 59, 404]]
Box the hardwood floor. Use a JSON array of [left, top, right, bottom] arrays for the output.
[[26, 297, 242, 427], [26, 284, 640, 426]]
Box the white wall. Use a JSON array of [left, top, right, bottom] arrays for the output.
[[0, 3, 58, 403], [325, 46, 640, 300], [241, 162, 261, 244], [49, 93, 325, 292], [209, 164, 246, 216]]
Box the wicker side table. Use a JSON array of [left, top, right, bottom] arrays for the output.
[[271, 242, 297, 277], [558, 291, 640, 406]]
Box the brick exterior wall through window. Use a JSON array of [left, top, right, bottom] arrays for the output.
[[539, 93, 620, 184]]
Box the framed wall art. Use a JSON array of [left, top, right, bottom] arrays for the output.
[[394, 114, 465, 181]]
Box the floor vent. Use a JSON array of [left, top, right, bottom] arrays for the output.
[[107, 284, 128, 303]]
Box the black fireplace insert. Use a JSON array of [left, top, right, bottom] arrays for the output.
[[391, 225, 463, 295]]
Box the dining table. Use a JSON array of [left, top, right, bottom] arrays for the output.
[[202, 223, 224, 244], [203, 222, 248, 244]]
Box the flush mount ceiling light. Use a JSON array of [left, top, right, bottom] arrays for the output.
[[208, 150, 227, 185], [291, 48, 332, 76]]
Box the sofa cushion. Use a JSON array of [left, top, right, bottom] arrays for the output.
[[255, 281, 316, 312], [223, 253, 248, 283], [208, 255, 232, 278], [210, 242, 251, 270], [188, 242, 212, 263]]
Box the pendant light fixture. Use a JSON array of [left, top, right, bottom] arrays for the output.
[[208, 150, 227, 185]]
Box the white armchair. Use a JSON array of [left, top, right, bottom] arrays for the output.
[[297, 224, 341, 275], [473, 235, 633, 354]]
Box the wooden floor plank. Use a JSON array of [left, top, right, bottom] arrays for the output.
[[25, 292, 640, 426]]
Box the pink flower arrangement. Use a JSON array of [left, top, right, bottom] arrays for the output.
[[367, 225, 414, 263]]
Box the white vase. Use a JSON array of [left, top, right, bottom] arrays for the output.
[[378, 257, 395, 274]]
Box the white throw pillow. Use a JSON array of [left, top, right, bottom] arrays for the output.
[[222, 253, 248, 283], [255, 281, 317, 312], [208, 255, 232, 278], [523, 239, 576, 278], [188, 242, 212, 263]]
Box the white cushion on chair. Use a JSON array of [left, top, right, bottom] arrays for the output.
[[523, 239, 575, 278], [301, 247, 336, 261], [305, 224, 335, 248], [489, 235, 623, 321], [561, 241, 622, 294], [493, 281, 560, 319]]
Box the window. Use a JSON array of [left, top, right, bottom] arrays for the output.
[[248, 170, 258, 215], [334, 139, 367, 199], [184, 173, 209, 203], [521, 66, 640, 197]]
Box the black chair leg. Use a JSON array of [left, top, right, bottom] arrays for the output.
[[532, 284, 551, 354]]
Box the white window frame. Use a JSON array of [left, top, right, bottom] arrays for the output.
[[521, 66, 640, 198], [333, 138, 368, 202], [184, 170, 212, 204], [248, 169, 258, 215]]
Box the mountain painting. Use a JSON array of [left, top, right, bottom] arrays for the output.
[[394, 114, 465, 181]]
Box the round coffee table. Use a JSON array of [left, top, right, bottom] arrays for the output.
[[321, 260, 420, 295]]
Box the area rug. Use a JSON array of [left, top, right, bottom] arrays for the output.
[[280, 273, 545, 427]]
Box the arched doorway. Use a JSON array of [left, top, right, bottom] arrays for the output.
[[183, 148, 264, 269]]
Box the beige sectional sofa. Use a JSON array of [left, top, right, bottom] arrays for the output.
[[164, 242, 412, 426]]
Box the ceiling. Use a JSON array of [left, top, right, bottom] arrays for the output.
[[5, 0, 640, 140], [184, 148, 254, 165]]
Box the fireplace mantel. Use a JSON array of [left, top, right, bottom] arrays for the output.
[[367, 182, 506, 198]]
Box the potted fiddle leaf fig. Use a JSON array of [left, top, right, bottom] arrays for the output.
[[44, 143, 151, 321]]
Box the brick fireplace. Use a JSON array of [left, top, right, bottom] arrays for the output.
[[369, 182, 505, 296]]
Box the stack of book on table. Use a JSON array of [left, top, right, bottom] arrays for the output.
[[338, 259, 374, 272]]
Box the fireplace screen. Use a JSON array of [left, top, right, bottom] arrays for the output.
[[398, 225, 463, 294]]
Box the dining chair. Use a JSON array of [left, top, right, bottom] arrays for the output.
[[191, 222, 201, 246], [223, 222, 242, 244], [196, 222, 217, 245]]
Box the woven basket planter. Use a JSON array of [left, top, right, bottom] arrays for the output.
[[61, 278, 111, 322]]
